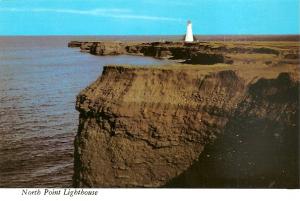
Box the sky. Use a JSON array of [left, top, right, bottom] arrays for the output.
[[0, 0, 299, 35]]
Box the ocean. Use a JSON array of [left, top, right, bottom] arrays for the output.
[[0, 36, 167, 187]]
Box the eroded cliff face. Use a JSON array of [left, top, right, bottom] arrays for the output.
[[74, 65, 299, 188], [166, 72, 299, 188]]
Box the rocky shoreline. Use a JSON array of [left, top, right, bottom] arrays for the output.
[[70, 40, 299, 188], [68, 40, 299, 65]]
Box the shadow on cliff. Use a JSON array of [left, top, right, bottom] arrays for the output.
[[183, 53, 233, 65], [165, 73, 299, 188]]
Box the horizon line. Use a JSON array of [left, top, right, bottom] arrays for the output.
[[0, 34, 299, 37]]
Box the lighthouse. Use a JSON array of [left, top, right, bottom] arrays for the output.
[[185, 20, 194, 42]]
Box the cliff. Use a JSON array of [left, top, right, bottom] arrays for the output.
[[74, 61, 299, 187]]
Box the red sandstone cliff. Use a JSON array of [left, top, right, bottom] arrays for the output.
[[74, 63, 299, 188]]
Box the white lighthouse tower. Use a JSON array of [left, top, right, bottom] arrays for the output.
[[185, 20, 194, 42]]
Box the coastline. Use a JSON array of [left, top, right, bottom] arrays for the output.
[[70, 39, 299, 187]]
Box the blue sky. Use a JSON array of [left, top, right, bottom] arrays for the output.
[[0, 0, 299, 35]]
